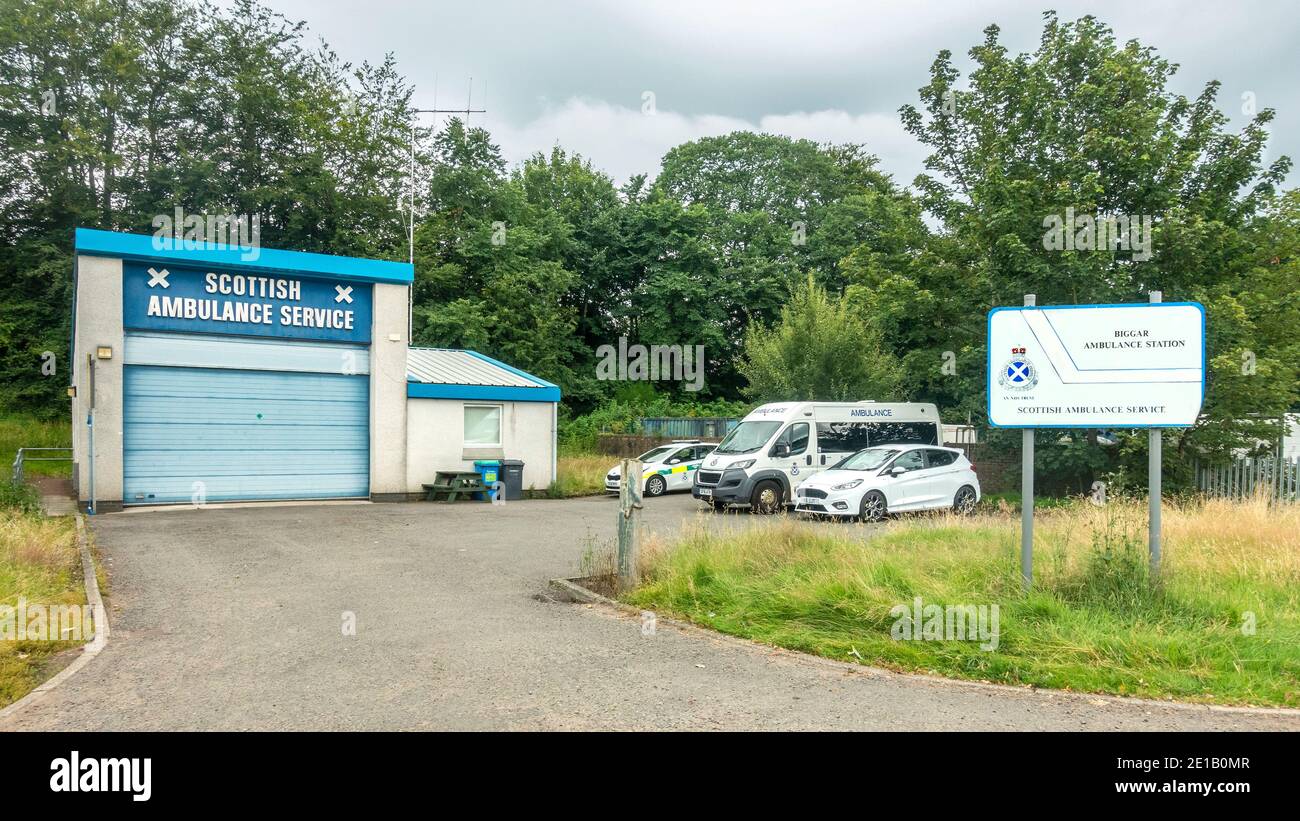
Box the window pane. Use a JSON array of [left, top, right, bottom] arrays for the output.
[[927, 449, 957, 467], [788, 423, 809, 455], [893, 450, 925, 472], [464, 406, 501, 445], [816, 422, 871, 453], [867, 422, 938, 447]]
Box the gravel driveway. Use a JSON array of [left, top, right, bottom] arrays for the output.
[[3, 493, 1296, 730]]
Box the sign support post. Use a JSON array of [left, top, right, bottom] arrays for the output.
[[1148, 291, 1162, 583], [1021, 294, 1035, 591]]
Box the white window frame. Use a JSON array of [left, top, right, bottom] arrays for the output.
[[463, 403, 503, 447]]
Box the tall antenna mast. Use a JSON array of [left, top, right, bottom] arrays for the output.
[[407, 77, 486, 340]]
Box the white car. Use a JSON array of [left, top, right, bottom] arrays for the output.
[[793, 444, 980, 521], [605, 441, 718, 497]]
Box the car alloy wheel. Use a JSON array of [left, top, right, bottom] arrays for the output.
[[953, 485, 977, 515], [645, 475, 667, 497], [860, 491, 887, 522]]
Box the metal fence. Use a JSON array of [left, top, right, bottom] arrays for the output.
[[636, 417, 739, 439], [11, 447, 73, 485], [1196, 455, 1299, 502]]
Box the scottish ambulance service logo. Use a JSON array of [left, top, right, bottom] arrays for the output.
[[998, 347, 1039, 391]]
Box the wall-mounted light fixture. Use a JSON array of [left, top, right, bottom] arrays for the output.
[[96, 346, 113, 360]]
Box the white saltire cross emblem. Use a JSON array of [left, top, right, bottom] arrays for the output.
[[334, 285, 353, 304], [147, 267, 170, 288], [1008, 361, 1030, 382]]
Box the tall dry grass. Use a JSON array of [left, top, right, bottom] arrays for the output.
[[0, 507, 85, 708], [0, 510, 81, 605], [550, 453, 613, 498], [625, 496, 1300, 705]]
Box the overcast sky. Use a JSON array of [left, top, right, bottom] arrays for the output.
[[247, 0, 1298, 189]]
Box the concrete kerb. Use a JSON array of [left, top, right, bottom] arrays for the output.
[[0, 513, 110, 722], [548, 576, 1300, 719]]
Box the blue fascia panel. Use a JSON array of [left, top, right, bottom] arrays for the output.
[[75, 227, 413, 285], [407, 382, 561, 403]]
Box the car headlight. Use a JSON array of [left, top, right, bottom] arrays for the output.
[[832, 479, 863, 490], [730, 460, 756, 470]]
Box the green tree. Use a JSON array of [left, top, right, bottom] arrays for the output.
[[412, 120, 582, 394], [896, 12, 1297, 475], [0, 0, 423, 415], [739, 275, 901, 403]]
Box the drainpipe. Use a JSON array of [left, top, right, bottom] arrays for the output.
[[87, 353, 96, 515]]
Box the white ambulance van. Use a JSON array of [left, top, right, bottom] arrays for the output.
[[691, 401, 942, 512]]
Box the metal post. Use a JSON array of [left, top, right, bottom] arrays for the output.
[[406, 100, 486, 344], [408, 120, 415, 343], [618, 459, 643, 590], [1148, 290, 1162, 582], [1021, 293, 1035, 591]]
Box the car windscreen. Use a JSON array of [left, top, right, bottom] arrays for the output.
[[636, 446, 674, 462], [832, 448, 899, 471], [714, 420, 782, 454]]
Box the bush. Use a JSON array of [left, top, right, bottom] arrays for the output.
[[560, 396, 752, 453]]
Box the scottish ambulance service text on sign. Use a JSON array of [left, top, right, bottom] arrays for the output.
[[987, 302, 1205, 428], [122, 261, 373, 343]]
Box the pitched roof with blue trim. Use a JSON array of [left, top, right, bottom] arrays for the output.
[[406, 348, 560, 403]]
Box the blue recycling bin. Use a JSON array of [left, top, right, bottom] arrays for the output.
[[472, 460, 501, 501]]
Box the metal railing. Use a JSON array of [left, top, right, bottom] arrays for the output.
[[1196, 455, 1299, 503], [11, 448, 73, 485]]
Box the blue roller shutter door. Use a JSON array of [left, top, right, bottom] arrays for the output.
[[123, 365, 369, 504]]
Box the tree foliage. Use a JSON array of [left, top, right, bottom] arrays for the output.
[[895, 11, 1298, 476], [739, 275, 901, 403], [0, 3, 1295, 490]]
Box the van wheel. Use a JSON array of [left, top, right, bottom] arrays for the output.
[[750, 480, 784, 514], [645, 475, 667, 497], [860, 491, 887, 522], [953, 485, 977, 515]]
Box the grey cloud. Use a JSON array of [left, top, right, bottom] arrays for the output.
[[243, 0, 1300, 185]]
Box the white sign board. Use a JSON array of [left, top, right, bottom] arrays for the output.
[[987, 302, 1205, 428]]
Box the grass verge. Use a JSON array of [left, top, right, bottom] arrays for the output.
[[548, 452, 612, 498], [0, 501, 86, 708], [623, 496, 1300, 707], [0, 414, 72, 479]]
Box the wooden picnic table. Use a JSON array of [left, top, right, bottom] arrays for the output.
[[422, 471, 488, 502]]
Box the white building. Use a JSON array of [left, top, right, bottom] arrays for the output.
[[70, 228, 558, 511], [405, 348, 559, 493]]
